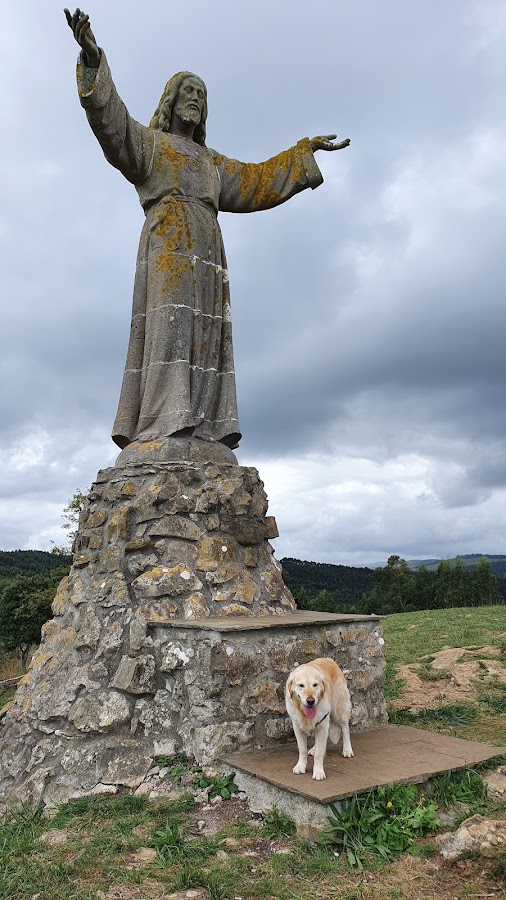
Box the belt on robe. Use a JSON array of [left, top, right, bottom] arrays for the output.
[[144, 194, 217, 217]]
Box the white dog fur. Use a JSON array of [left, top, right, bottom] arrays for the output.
[[285, 657, 353, 780]]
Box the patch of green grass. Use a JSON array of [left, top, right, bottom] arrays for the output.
[[50, 792, 147, 828], [154, 821, 219, 866], [480, 693, 506, 715], [416, 661, 448, 682], [322, 783, 439, 870], [389, 702, 477, 727], [382, 605, 506, 670], [262, 805, 296, 840], [430, 768, 487, 809], [383, 659, 406, 702]]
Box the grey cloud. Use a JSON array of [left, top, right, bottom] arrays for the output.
[[2, 1, 506, 561]]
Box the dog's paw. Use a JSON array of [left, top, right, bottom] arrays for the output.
[[312, 769, 326, 781], [308, 746, 315, 757], [293, 763, 307, 774], [342, 747, 354, 758]]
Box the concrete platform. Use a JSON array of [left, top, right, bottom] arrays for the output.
[[148, 610, 381, 632], [221, 726, 504, 834]]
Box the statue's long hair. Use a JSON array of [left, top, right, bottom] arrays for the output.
[[150, 71, 208, 146]]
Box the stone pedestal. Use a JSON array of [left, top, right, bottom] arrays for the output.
[[0, 456, 387, 815]]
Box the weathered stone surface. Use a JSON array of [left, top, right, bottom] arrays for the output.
[[0, 460, 385, 816], [111, 655, 156, 694], [149, 515, 201, 541], [68, 691, 131, 732], [483, 766, 506, 802], [436, 814, 506, 859], [132, 564, 202, 599], [239, 682, 285, 717], [196, 537, 239, 571]]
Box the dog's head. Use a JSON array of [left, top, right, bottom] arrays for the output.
[[287, 664, 326, 720]]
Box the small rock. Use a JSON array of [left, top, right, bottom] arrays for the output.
[[129, 847, 157, 865], [181, 772, 196, 786], [436, 814, 506, 860], [274, 848, 292, 855], [224, 837, 240, 848], [436, 801, 470, 827], [39, 829, 69, 847], [197, 820, 206, 831], [147, 766, 160, 777], [215, 849, 229, 861], [134, 782, 151, 796], [159, 767, 169, 778], [483, 766, 506, 802], [211, 795, 223, 805]]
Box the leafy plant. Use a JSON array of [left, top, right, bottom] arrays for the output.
[[262, 805, 296, 839], [192, 771, 239, 800], [322, 783, 439, 870]]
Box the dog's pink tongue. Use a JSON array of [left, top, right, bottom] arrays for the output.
[[304, 706, 317, 719]]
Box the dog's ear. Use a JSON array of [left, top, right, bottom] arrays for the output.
[[320, 675, 326, 698], [286, 671, 295, 695]]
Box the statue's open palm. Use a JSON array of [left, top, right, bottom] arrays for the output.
[[64, 8, 100, 67], [310, 135, 350, 152]]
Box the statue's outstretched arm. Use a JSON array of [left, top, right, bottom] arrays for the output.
[[310, 135, 351, 152], [64, 8, 100, 67]]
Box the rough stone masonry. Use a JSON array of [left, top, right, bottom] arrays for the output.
[[0, 459, 386, 814]]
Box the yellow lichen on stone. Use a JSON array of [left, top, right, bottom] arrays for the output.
[[218, 604, 253, 617]]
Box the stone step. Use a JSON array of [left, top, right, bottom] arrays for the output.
[[220, 725, 505, 837], [147, 610, 382, 632]]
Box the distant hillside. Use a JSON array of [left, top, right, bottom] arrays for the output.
[[406, 554, 506, 577], [363, 554, 506, 579], [280, 557, 374, 608], [0, 550, 72, 580]]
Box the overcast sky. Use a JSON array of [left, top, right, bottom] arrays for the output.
[[2, 1, 506, 566]]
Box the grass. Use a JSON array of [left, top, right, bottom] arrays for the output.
[[382, 605, 506, 744], [1, 606, 505, 898], [382, 605, 506, 671]]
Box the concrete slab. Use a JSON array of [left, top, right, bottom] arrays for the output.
[[148, 611, 381, 632], [222, 726, 504, 804]]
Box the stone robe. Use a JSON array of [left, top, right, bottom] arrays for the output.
[[77, 53, 323, 449]]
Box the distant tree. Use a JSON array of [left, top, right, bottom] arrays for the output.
[[452, 555, 474, 607], [56, 488, 88, 553], [410, 564, 435, 611], [361, 555, 415, 615], [0, 572, 62, 672], [474, 557, 501, 606], [434, 559, 454, 609]]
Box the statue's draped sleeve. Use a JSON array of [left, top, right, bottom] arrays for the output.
[[212, 140, 323, 214], [76, 51, 154, 185]]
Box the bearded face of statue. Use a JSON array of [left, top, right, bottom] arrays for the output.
[[172, 76, 206, 127]]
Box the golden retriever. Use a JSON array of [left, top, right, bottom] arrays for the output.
[[285, 658, 353, 780]]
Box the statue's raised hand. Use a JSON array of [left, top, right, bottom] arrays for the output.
[[64, 8, 100, 67], [310, 135, 351, 152]]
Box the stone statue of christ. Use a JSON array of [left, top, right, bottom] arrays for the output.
[[65, 9, 350, 452]]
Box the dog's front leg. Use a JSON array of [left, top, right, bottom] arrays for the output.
[[292, 724, 308, 774], [340, 717, 354, 758], [312, 717, 330, 780]]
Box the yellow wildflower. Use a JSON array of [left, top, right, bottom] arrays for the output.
[[386, 801, 393, 808]]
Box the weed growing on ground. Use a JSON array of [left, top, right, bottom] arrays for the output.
[[192, 771, 239, 800], [262, 805, 296, 839], [322, 783, 439, 870], [430, 768, 487, 810]]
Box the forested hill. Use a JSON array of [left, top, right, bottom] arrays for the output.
[[280, 557, 374, 609], [0, 550, 72, 580]]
